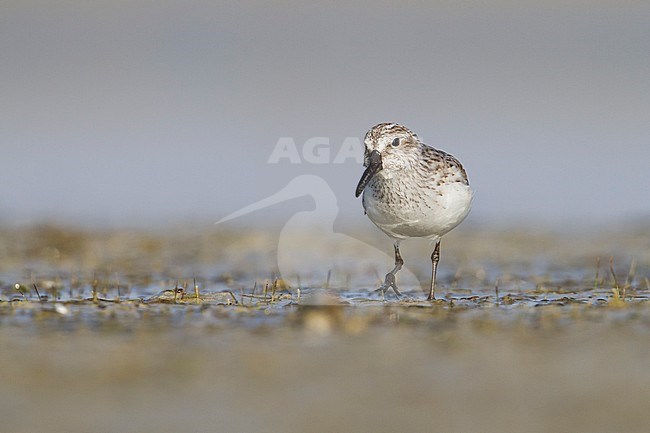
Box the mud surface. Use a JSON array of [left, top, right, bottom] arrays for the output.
[[1, 224, 649, 433]]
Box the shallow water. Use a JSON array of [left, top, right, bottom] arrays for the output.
[[1, 224, 649, 433]]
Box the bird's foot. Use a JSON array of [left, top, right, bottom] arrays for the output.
[[372, 273, 403, 299]]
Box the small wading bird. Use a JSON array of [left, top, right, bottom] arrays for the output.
[[355, 123, 473, 300]]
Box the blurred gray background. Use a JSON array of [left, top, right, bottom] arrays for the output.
[[2, 0, 649, 228]]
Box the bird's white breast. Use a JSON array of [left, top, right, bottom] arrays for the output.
[[362, 174, 473, 241]]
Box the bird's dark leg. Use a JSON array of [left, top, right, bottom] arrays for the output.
[[380, 243, 404, 297], [427, 240, 441, 301]]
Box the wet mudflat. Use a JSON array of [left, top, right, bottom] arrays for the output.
[[1, 224, 649, 433]]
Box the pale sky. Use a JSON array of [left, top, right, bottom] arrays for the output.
[[2, 1, 649, 228]]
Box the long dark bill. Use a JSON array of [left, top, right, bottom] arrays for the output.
[[355, 150, 382, 198]]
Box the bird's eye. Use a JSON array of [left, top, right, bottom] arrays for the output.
[[391, 138, 400, 147]]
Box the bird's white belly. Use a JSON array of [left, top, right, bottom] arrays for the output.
[[363, 181, 473, 240]]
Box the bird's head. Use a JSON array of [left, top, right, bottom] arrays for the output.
[[355, 122, 421, 197]]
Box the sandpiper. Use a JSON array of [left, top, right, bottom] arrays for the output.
[[355, 122, 473, 300]]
